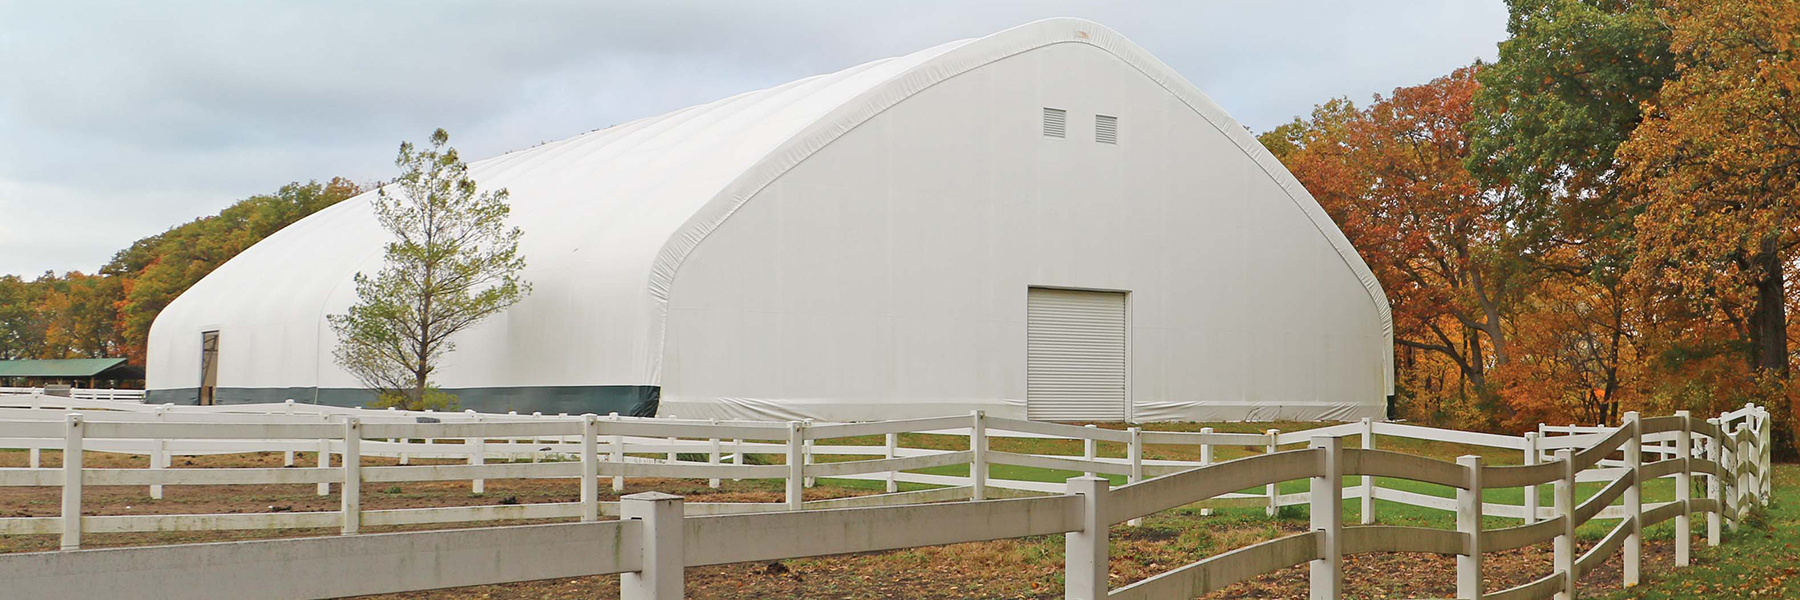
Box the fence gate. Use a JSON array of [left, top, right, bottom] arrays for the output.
[[1026, 287, 1127, 421]]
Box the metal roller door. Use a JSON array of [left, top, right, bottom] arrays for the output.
[[1026, 288, 1127, 421]]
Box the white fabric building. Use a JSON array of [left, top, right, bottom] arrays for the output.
[[147, 18, 1393, 422]]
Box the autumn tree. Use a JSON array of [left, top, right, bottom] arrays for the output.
[[1619, 0, 1800, 452], [1263, 67, 1522, 427], [329, 129, 530, 410], [1461, 0, 1678, 426]]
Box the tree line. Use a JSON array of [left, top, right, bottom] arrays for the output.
[[1261, 0, 1797, 452], [0, 178, 363, 365]]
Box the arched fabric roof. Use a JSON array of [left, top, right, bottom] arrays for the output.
[[148, 17, 1392, 407]]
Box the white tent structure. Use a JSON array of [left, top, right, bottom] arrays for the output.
[[147, 18, 1392, 422]]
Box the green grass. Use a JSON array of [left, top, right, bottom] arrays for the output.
[[1591, 464, 1793, 600]]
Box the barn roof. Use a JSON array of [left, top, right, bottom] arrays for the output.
[[0, 358, 141, 379]]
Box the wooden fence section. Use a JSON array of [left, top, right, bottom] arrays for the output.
[[0, 398, 1775, 600]]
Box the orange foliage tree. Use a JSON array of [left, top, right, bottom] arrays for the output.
[[1619, 0, 1799, 447], [1262, 67, 1526, 428]]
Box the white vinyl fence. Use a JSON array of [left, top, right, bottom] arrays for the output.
[[0, 387, 145, 402], [0, 395, 1775, 600]]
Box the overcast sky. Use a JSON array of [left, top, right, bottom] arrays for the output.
[[0, 1, 1509, 276]]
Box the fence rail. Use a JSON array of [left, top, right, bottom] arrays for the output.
[[0, 393, 1775, 600]]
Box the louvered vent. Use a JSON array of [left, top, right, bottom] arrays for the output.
[[1095, 115, 1118, 144], [1043, 108, 1067, 138]]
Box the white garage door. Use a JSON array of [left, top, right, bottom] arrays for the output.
[[1026, 288, 1127, 421]]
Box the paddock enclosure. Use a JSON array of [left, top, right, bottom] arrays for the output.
[[0, 392, 1775, 600], [144, 18, 1392, 422]]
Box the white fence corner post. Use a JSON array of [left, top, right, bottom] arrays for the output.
[[1309, 436, 1343, 600], [1674, 410, 1692, 567], [1266, 429, 1281, 517], [1126, 426, 1143, 526], [1064, 476, 1110, 600], [1360, 417, 1375, 525], [1456, 454, 1482, 600], [1553, 448, 1576, 600], [786, 421, 804, 511], [970, 410, 988, 501], [581, 414, 599, 522], [60, 413, 84, 551], [342, 417, 361, 535], [610, 412, 625, 493], [1623, 411, 1641, 587], [1198, 427, 1214, 516], [1706, 417, 1722, 545], [620, 492, 684, 600], [884, 432, 898, 494], [1523, 432, 1540, 524]]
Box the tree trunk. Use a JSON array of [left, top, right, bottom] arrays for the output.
[[1748, 240, 1793, 460]]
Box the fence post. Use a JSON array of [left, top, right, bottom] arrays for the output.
[[1760, 407, 1772, 502], [1706, 417, 1722, 545], [1127, 426, 1143, 526], [664, 414, 678, 465], [60, 413, 83, 550], [468, 410, 485, 495], [1266, 429, 1280, 517], [342, 417, 361, 535], [149, 406, 167, 500], [581, 414, 599, 522], [1310, 437, 1343, 600], [1360, 418, 1375, 525], [1083, 424, 1098, 478], [610, 412, 625, 493], [316, 429, 331, 496], [1064, 476, 1110, 600], [802, 419, 816, 488], [1623, 411, 1641, 587], [786, 421, 804, 511], [1523, 432, 1540, 524], [1198, 427, 1214, 516], [620, 492, 684, 600], [707, 419, 721, 489], [884, 432, 898, 493], [1674, 410, 1692, 566], [731, 438, 744, 482], [1728, 419, 1742, 522], [1553, 448, 1575, 600], [283, 399, 297, 467], [971, 410, 987, 501], [1456, 454, 1483, 599]]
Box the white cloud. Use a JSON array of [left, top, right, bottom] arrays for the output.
[[0, 0, 1508, 275]]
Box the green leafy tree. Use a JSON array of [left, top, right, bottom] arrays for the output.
[[329, 129, 530, 410]]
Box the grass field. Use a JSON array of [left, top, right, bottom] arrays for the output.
[[1, 421, 1784, 599]]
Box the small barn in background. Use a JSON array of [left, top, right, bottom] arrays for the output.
[[147, 18, 1393, 422], [0, 358, 144, 389]]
